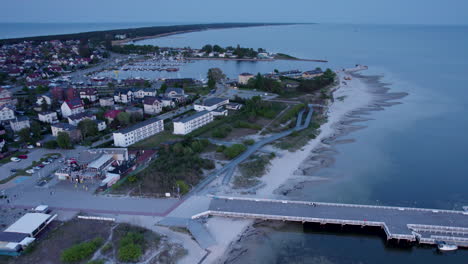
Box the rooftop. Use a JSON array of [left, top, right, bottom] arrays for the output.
[[52, 123, 76, 130], [5, 213, 52, 236], [200, 97, 228, 107], [174, 110, 211, 124], [115, 117, 162, 134]]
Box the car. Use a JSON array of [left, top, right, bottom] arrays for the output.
[[33, 166, 41, 170], [10, 157, 21, 162], [26, 145, 34, 149], [38, 164, 45, 168], [51, 155, 59, 159], [47, 158, 54, 162], [10, 169, 17, 173], [18, 155, 28, 159], [42, 161, 50, 165], [25, 169, 35, 174]]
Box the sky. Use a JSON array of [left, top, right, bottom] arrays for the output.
[[1, 0, 468, 25]]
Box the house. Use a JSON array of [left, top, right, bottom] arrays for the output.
[[164, 87, 184, 98], [104, 110, 122, 122], [134, 88, 156, 99], [226, 102, 243, 110], [67, 112, 96, 126], [194, 97, 229, 112], [113, 117, 164, 147], [10, 116, 30, 132], [51, 123, 81, 141], [36, 93, 52, 106], [60, 98, 84, 118], [0, 88, 16, 106], [173, 111, 214, 135], [143, 96, 163, 115], [26, 73, 42, 82], [212, 108, 228, 117], [302, 69, 324, 79], [238, 73, 254, 85], [160, 96, 175, 108], [95, 120, 107, 131], [99, 97, 114, 107], [0, 104, 15, 122], [38, 111, 58, 124], [113, 89, 134, 103], [79, 88, 98, 102]]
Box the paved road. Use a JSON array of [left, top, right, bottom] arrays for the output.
[[158, 105, 194, 121]]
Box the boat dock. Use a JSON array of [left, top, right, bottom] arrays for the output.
[[193, 196, 468, 248]]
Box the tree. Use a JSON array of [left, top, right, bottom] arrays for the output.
[[57, 132, 73, 149], [159, 83, 168, 93], [201, 44, 213, 54], [17, 128, 31, 143], [207, 68, 225, 83], [30, 121, 42, 140], [117, 112, 131, 126], [78, 119, 98, 139]]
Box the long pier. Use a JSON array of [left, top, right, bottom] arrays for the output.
[[192, 196, 468, 248]]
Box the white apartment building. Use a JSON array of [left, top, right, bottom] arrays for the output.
[[38, 111, 58, 124], [173, 110, 214, 135], [0, 105, 15, 122], [238, 73, 254, 85], [99, 97, 114, 107], [113, 117, 164, 147], [194, 97, 229, 112]]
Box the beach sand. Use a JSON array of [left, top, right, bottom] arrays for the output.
[[202, 69, 408, 263]]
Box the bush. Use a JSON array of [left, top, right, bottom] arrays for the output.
[[101, 243, 112, 253], [176, 180, 190, 195], [87, 260, 105, 264], [118, 243, 142, 262], [216, 145, 226, 152], [223, 144, 247, 159], [43, 140, 58, 149], [243, 139, 255, 145], [61, 237, 104, 263], [211, 126, 232, 138]]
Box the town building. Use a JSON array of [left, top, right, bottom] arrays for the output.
[[165, 87, 184, 98], [38, 111, 58, 124], [104, 109, 122, 123], [51, 123, 81, 141], [9, 116, 30, 132], [95, 120, 107, 131], [113, 117, 164, 147], [0, 88, 17, 106], [160, 96, 175, 108], [134, 88, 156, 99], [125, 107, 143, 117], [194, 97, 229, 112], [0, 104, 15, 122], [79, 88, 98, 102], [173, 110, 214, 135], [99, 97, 114, 107], [226, 102, 243, 110], [36, 93, 52, 106], [238, 73, 254, 85], [67, 112, 96, 126], [143, 96, 163, 115], [302, 69, 324, 79], [113, 88, 134, 104], [60, 98, 84, 118]]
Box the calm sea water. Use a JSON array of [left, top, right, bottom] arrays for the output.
[[0, 22, 187, 39], [142, 24, 468, 263]]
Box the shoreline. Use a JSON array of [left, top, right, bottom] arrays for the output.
[[204, 69, 408, 263]]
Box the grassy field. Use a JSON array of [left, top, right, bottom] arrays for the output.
[[130, 131, 183, 149]]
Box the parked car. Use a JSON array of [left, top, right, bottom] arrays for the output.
[[18, 155, 28, 159], [26, 145, 34, 149], [25, 169, 34, 174], [42, 160, 51, 165], [38, 164, 45, 168], [10, 169, 17, 173], [33, 166, 41, 170], [10, 157, 21, 162]]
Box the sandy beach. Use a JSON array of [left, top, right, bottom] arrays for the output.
[[200, 68, 408, 263]]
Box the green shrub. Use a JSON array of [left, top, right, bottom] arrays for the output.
[[61, 237, 103, 263], [216, 145, 226, 152], [43, 140, 58, 149], [101, 243, 112, 253], [176, 180, 190, 195], [243, 139, 255, 145], [211, 126, 232, 138], [223, 144, 247, 159], [118, 243, 142, 262], [87, 260, 105, 264]]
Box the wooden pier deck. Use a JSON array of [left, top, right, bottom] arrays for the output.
[[193, 196, 468, 248]]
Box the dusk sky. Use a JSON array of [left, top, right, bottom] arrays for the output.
[[2, 0, 468, 25]]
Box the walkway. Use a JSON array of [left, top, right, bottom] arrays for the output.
[[194, 196, 468, 247]]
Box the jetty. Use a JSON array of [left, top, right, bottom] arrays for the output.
[[193, 196, 468, 248]]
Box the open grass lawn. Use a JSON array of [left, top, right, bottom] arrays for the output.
[[130, 131, 183, 149]]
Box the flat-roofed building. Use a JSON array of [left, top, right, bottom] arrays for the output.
[[238, 73, 254, 85], [194, 97, 229, 112], [173, 110, 213, 135], [113, 117, 164, 147], [5, 213, 55, 237]]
